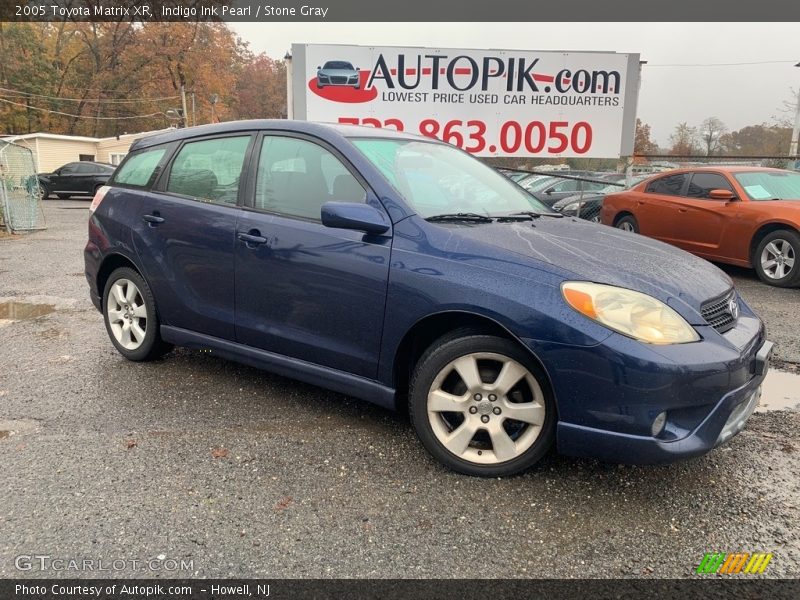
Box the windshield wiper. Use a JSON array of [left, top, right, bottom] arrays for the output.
[[426, 213, 494, 223], [507, 210, 564, 219]]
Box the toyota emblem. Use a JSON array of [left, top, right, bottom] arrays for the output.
[[728, 298, 739, 320]]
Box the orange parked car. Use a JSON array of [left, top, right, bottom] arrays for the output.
[[601, 167, 800, 287]]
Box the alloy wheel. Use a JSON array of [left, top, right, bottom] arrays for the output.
[[760, 239, 795, 280], [426, 352, 545, 465], [618, 221, 634, 232], [106, 278, 147, 350]]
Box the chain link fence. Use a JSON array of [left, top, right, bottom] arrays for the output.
[[0, 140, 46, 233], [495, 167, 637, 222]]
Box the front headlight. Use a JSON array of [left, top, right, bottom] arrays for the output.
[[561, 281, 700, 344], [560, 201, 580, 211]]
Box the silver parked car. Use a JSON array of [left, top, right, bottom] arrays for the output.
[[316, 61, 361, 89]]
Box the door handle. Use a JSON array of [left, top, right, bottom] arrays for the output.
[[678, 208, 688, 213], [142, 213, 164, 225], [238, 230, 267, 246]]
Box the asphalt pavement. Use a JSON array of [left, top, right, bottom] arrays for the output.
[[0, 200, 798, 578]]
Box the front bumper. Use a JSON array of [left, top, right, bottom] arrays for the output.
[[556, 348, 769, 464], [527, 311, 772, 465]]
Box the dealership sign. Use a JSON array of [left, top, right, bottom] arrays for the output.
[[290, 44, 641, 158]]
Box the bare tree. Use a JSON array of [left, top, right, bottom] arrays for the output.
[[700, 117, 727, 155]]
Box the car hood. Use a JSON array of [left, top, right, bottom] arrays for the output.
[[458, 217, 732, 319]]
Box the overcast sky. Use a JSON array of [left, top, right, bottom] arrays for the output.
[[231, 22, 799, 146]]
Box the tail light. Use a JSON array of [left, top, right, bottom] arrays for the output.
[[89, 186, 110, 213]]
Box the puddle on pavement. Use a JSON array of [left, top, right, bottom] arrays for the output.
[[0, 300, 55, 320], [757, 369, 800, 412]]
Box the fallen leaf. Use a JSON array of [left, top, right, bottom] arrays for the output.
[[125, 439, 137, 450], [274, 496, 293, 511], [211, 447, 229, 459]]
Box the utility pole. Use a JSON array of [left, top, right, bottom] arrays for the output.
[[180, 83, 189, 129], [791, 63, 800, 162], [284, 51, 293, 119]]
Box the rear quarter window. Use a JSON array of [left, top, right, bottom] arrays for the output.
[[112, 147, 168, 188]]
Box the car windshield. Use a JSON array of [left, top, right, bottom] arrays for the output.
[[351, 138, 550, 217], [323, 61, 354, 70], [733, 171, 800, 201]]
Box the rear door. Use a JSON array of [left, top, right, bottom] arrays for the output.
[[130, 133, 254, 341], [234, 132, 391, 378], [635, 173, 689, 241], [73, 162, 98, 195]]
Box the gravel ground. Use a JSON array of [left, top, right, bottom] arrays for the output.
[[0, 201, 798, 579]]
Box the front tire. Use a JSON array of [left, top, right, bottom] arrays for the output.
[[754, 229, 800, 288], [615, 214, 639, 233], [102, 267, 172, 361], [409, 331, 556, 477]]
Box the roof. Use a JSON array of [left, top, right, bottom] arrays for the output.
[[656, 166, 793, 174], [131, 120, 430, 151]]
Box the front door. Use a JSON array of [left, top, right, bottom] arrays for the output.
[[666, 172, 738, 256], [234, 133, 391, 379]]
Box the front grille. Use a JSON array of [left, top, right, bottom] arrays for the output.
[[700, 288, 738, 333], [331, 76, 348, 84]]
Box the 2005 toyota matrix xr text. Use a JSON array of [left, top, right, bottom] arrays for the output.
[[84, 120, 774, 477]]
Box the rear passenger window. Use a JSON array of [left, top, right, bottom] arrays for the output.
[[167, 136, 250, 205], [255, 136, 366, 220], [686, 173, 733, 199], [645, 173, 687, 196], [114, 148, 167, 187]]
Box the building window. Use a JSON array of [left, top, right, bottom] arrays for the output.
[[109, 153, 127, 166]]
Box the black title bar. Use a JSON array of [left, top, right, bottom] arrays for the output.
[[3, 0, 800, 22]]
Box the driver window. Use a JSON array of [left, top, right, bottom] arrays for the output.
[[686, 173, 733, 199], [255, 136, 366, 220]]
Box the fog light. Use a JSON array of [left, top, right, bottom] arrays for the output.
[[651, 411, 667, 437]]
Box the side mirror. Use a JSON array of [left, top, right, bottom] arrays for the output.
[[321, 202, 390, 235], [545, 188, 554, 195], [317, 66, 321, 70], [709, 189, 736, 201]]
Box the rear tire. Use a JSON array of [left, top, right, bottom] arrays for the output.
[[408, 330, 556, 477], [754, 229, 800, 288], [102, 267, 173, 361], [615, 214, 639, 233]]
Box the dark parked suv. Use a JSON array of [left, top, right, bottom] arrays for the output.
[[85, 120, 772, 477], [39, 161, 115, 199]]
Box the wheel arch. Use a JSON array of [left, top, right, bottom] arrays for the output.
[[391, 310, 554, 413], [612, 210, 635, 226], [749, 222, 800, 265], [96, 253, 143, 309]]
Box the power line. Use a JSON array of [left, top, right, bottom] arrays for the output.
[[646, 60, 796, 67], [0, 86, 180, 103], [0, 97, 166, 120]]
